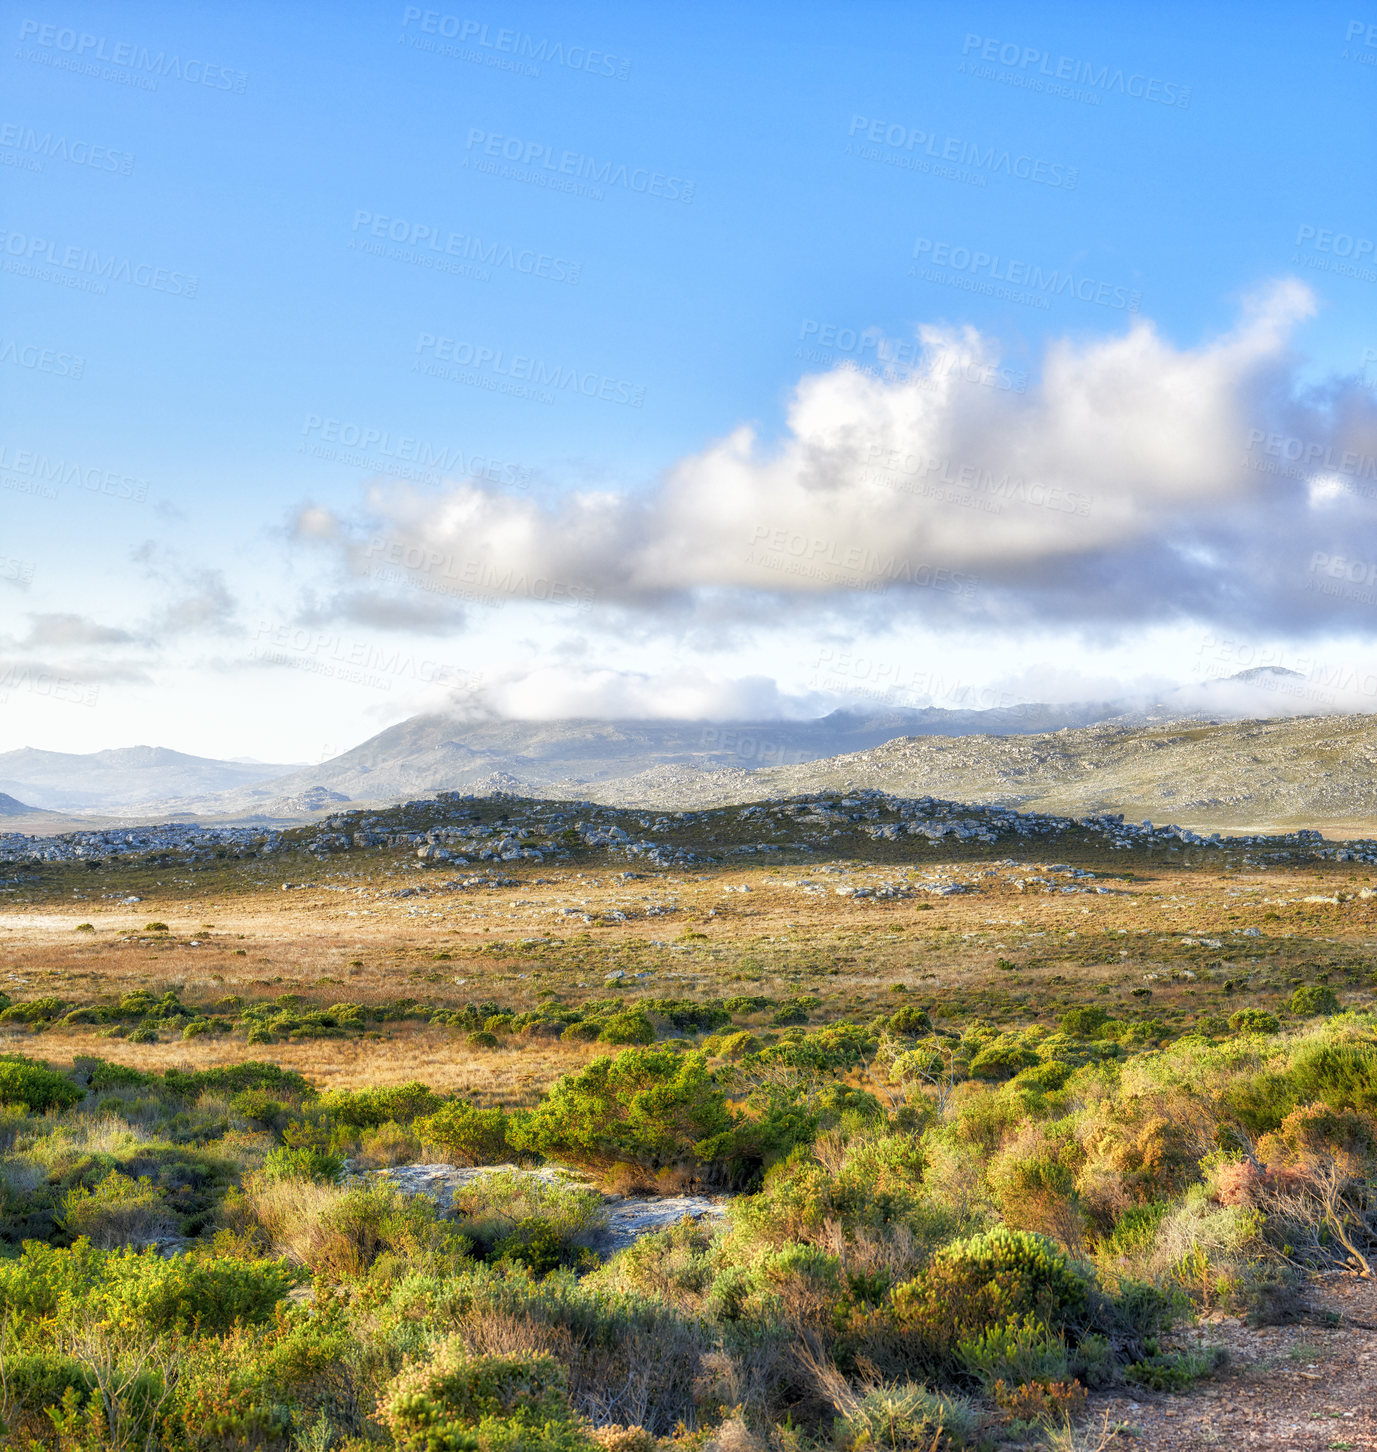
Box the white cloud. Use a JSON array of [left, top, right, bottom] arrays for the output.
[[297, 280, 1377, 634], [21, 613, 135, 648], [467, 665, 826, 721]]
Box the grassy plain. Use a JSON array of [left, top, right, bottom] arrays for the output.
[[2, 802, 1376, 1450], [3, 823, 1375, 1095]]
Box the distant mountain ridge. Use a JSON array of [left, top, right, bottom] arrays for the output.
[[0, 745, 300, 813], [0, 791, 44, 817], [5, 667, 1369, 827], [135, 702, 1119, 818]]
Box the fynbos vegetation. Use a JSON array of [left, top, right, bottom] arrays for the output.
[[1, 793, 1374, 1448]]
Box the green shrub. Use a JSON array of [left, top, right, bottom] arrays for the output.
[[261, 1145, 345, 1183], [723, 995, 772, 1015], [321, 1081, 444, 1128], [325, 1001, 368, 1029], [1229, 1009, 1281, 1035], [755, 1021, 878, 1073], [1100, 1202, 1170, 1257], [58, 1172, 178, 1248], [469, 1031, 501, 1049], [1290, 985, 1340, 1017], [0, 1240, 295, 1333], [492, 1217, 576, 1275], [515, 1049, 734, 1168], [1059, 1006, 1109, 1037], [888, 1005, 934, 1036], [1286, 1037, 1377, 1113], [452, 1170, 606, 1264], [0, 1057, 83, 1111], [85, 1059, 154, 1092], [598, 1011, 656, 1046], [708, 1029, 762, 1058], [417, 1103, 513, 1166], [969, 1042, 1041, 1082], [381, 1346, 593, 1452], [232, 1089, 292, 1129], [560, 1019, 604, 1043], [164, 1061, 311, 1099], [1011, 1061, 1075, 1092], [641, 998, 731, 1032], [955, 1316, 1070, 1389], [836, 1382, 975, 1451], [1125, 1346, 1226, 1391], [0, 997, 67, 1024], [815, 1083, 886, 1129], [0, 1352, 97, 1417], [886, 1229, 1092, 1374]]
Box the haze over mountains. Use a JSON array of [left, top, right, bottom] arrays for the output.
[[0, 746, 300, 814], [0, 666, 1368, 834]]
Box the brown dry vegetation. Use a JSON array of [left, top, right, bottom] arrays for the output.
[[4, 829, 1377, 1450], [4, 840, 1376, 1096]]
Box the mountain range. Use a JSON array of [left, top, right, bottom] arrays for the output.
[[2, 667, 1367, 833], [0, 745, 300, 814], [82, 702, 1124, 821]]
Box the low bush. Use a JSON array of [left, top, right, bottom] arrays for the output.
[[1291, 986, 1340, 1017], [417, 1103, 514, 1166], [887, 1005, 934, 1036], [0, 1239, 295, 1333], [321, 1081, 445, 1128], [1125, 1345, 1226, 1391], [1229, 1009, 1281, 1035], [0, 1058, 83, 1112], [597, 1011, 656, 1046], [515, 1049, 734, 1169], [836, 1381, 976, 1450], [871, 1229, 1095, 1378], [969, 1041, 1040, 1082], [381, 1346, 594, 1452], [58, 1171, 178, 1248], [0, 997, 68, 1025], [261, 1145, 346, 1183]]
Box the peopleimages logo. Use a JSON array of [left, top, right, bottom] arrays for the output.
[[845, 116, 1078, 189], [0, 338, 85, 378], [0, 232, 198, 296], [464, 129, 694, 202], [911, 237, 1141, 312], [0, 444, 150, 501], [0, 123, 134, 174], [350, 211, 581, 283], [400, 7, 631, 79], [414, 334, 645, 407], [16, 20, 248, 93], [959, 34, 1191, 107], [1291, 223, 1377, 282], [300, 414, 532, 487]]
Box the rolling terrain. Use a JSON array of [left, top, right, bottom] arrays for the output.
[[600, 714, 1377, 834]]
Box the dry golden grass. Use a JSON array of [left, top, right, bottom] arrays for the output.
[[4, 842, 1375, 1098]]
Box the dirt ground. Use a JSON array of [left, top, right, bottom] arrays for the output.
[[1090, 1276, 1377, 1449]]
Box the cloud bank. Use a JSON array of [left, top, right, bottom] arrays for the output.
[[300, 281, 1377, 633]]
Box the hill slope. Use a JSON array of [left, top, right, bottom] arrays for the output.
[[140, 703, 1114, 817], [0, 745, 300, 812], [631, 714, 1377, 832]]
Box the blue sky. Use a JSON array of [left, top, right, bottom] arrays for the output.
[[5, 1, 1377, 761]]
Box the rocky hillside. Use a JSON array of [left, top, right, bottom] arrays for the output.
[[137, 704, 1112, 819], [600, 714, 1377, 832]]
